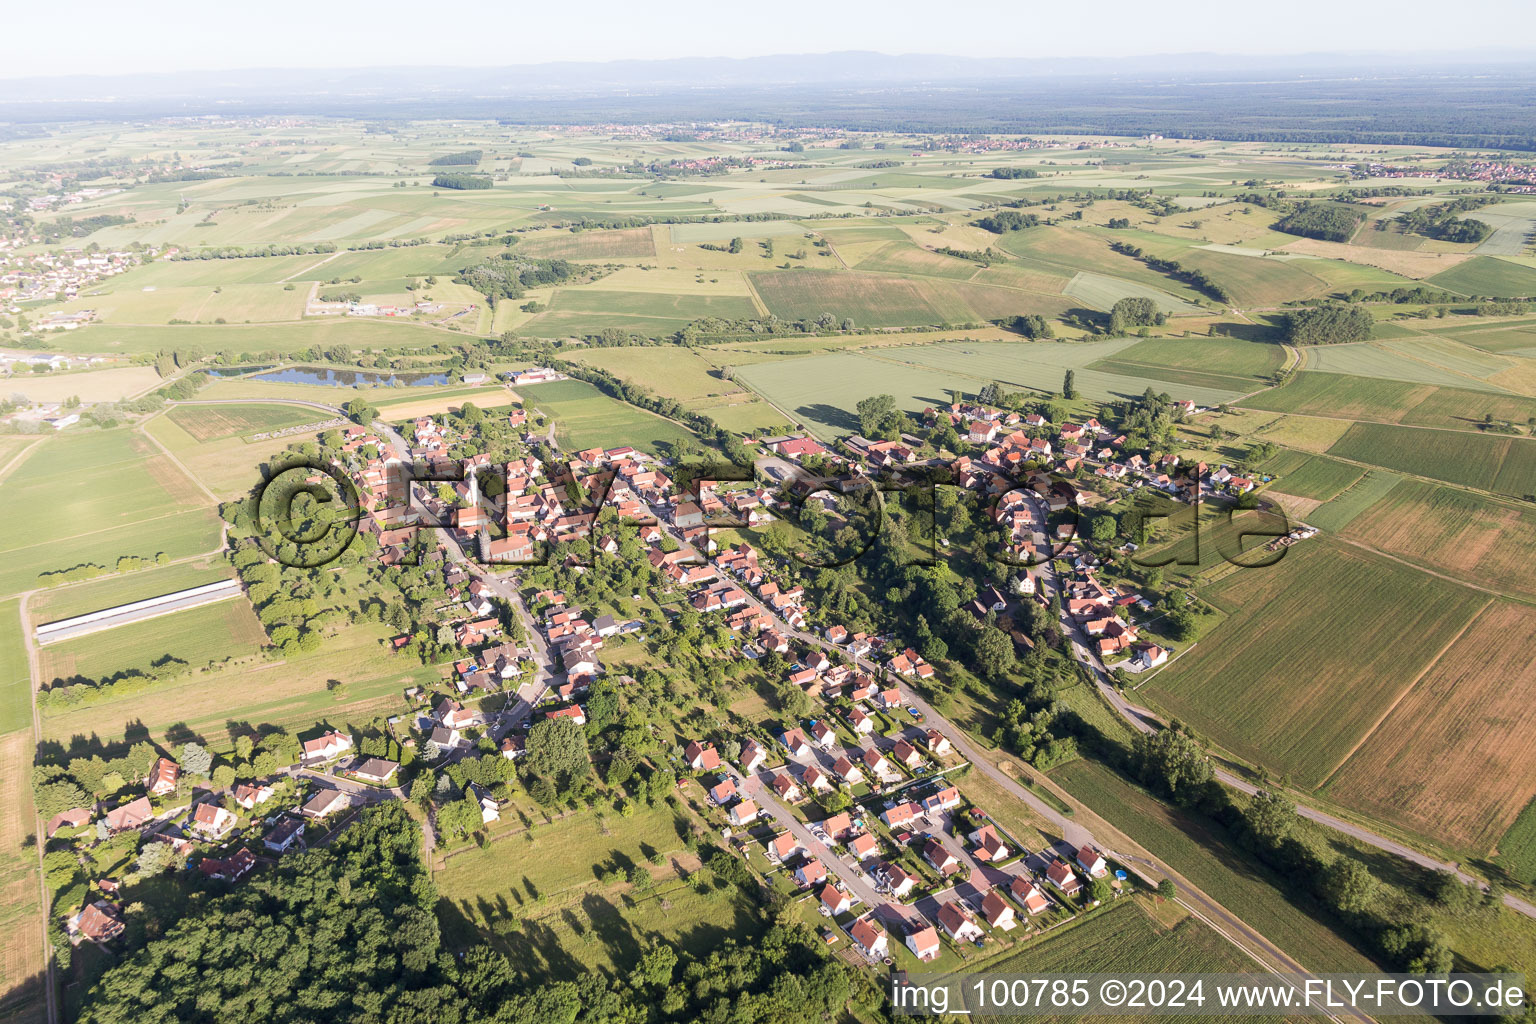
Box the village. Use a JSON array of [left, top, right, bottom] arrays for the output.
[[47, 375, 1296, 969]]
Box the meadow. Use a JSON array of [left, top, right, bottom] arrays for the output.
[[0, 430, 221, 599], [1091, 335, 1285, 381], [434, 800, 761, 981], [165, 402, 319, 441], [1144, 540, 1487, 788], [7, 365, 162, 405], [1262, 454, 1364, 501], [0, 599, 32, 735], [1322, 600, 1536, 854], [1301, 469, 1403, 532], [26, 558, 231, 624], [36, 597, 266, 688], [39, 620, 437, 749], [1426, 256, 1536, 297], [514, 227, 657, 259], [144, 410, 324, 500], [1303, 343, 1513, 393], [518, 378, 697, 452]]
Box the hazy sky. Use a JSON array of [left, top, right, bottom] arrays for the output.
[[8, 0, 1535, 79]]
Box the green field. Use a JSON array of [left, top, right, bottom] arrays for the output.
[[515, 227, 657, 259], [1264, 455, 1365, 501], [39, 620, 436, 748], [1304, 343, 1512, 393], [1094, 336, 1286, 380], [1243, 371, 1536, 430], [1499, 799, 1536, 886], [0, 430, 222, 598], [1145, 541, 1486, 788], [1048, 760, 1382, 974], [519, 378, 698, 453], [0, 599, 31, 734], [1303, 470, 1403, 532], [1426, 256, 1536, 298], [1326, 421, 1536, 494], [28, 559, 231, 624], [1062, 271, 1201, 314], [36, 597, 266, 687], [1337, 481, 1536, 601], [435, 800, 759, 981], [975, 901, 1282, 1024]]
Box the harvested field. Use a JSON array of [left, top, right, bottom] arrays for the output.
[[515, 227, 656, 259], [1340, 481, 1536, 601], [1145, 541, 1486, 788], [1271, 237, 1471, 280], [4, 365, 162, 404], [1324, 601, 1536, 853], [1253, 414, 1354, 453]]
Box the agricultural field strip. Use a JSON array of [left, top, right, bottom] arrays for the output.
[[1315, 596, 1494, 789]]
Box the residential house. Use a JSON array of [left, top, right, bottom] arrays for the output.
[[905, 925, 942, 961], [848, 706, 875, 735], [968, 824, 1009, 862], [802, 765, 833, 793], [880, 801, 920, 828], [771, 773, 803, 803], [979, 888, 1018, 931], [301, 789, 350, 819], [794, 857, 827, 887], [924, 729, 951, 756], [819, 883, 852, 916], [938, 901, 984, 943], [46, 808, 90, 837], [709, 777, 738, 805], [544, 705, 586, 727], [435, 699, 476, 730], [810, 721, 838, 749], [849, 916, 889, 959], [1011, 877, 1050, 915], [891, 739, 922, 769], [740, 739, 768, 772], [104, 796, 152, 834], [821, 812, 853, 841], [351, 758, 400, 785], [923, 837, 960, 877], [882, 861, 918, 899], [1075, 844, 1109, 878], [781, 729, 813, 759], [264, 817, 306, 853], [147, 757, 180, 796], [769, 832, 804, 864], [1046, 859, 1083, 896], [301, 730, 354, 762], [848, 833, 879, 861], [198, 847, 257, 883], [922, 786, 961, 816], [190, 801, 237, 838], [685, 740, 721, 771], [728, 800, 760, 827], [429, 726, 464, 753], [70, 901, 125, 944]]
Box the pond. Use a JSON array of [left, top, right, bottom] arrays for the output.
[[205, 364, 273, 377], [246, 366, 450, 387]]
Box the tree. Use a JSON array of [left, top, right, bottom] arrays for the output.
[[1062, 369, 1077, 400], [1156, 879, 1177, 900], [1243, 790, 1297, 848], [1318, 858, 1378, 916], [181, 742, 213, 777], [525, 717, 591, 788], [973, 626, 1017, 681]]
